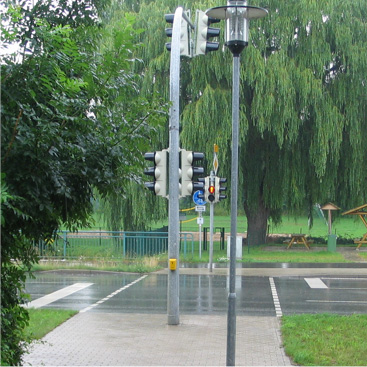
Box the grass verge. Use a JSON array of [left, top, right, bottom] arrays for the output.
[[25, 308, 78, 340], [32, 256, 163, 273], [281, 314, 367, 366], [183, 245, 349, 263]]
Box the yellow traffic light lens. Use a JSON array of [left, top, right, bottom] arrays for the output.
[[209, 186, 215, 194]]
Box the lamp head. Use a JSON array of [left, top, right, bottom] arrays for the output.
[[206, 1, 268, 56]]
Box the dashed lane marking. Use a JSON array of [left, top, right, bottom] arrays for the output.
[[80, 275, 148, 313], [307, 300, 367, 304], [269, 277, 282, 317]]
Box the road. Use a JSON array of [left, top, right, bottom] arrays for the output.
[[25, 267, 367, 316]]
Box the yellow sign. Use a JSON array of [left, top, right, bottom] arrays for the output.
[[213, 144, 219, 175]]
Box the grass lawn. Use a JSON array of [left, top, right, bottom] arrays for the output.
[[177, 214, 366, 239], [241, 246, 348, 263], [73, 212, 366, 240], [281, 314, 367, 366], [180, 242, 349, 263], [25, 308, 77, 340]]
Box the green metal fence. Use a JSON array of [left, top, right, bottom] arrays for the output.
[[35, 230, 194, 259]]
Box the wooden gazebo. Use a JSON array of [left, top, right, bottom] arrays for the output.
[[342, 204, 367, 249]]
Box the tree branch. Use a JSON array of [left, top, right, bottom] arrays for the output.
[[2, 109, 23, 166]]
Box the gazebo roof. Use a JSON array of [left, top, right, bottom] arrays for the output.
[[321, 202, 340, 211]]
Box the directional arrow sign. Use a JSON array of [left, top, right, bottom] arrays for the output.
[[193, 190, 206, 206]]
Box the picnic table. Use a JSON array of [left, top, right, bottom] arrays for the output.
[[285, 234, 313, 250], [354, 233, 367, 249], [342, 204, 367, 249]]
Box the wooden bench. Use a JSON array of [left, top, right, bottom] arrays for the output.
[[354, 238, 367, 249]]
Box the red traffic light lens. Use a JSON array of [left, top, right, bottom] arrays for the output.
[[209, 186, 215, 194]]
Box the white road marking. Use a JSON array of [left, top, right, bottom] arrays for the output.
[[269, 277, 282, 317], [330, 288, 367, 290], [320, 277, 367, 281], [26, 283, 93, 309], [307, 300, 367, 304], [305, 278, 328, 289], [80, 275, 147, 313]]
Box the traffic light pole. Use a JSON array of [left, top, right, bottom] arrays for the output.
[[167, 6, 183, 326], [209, 170, 215, 272], [209, 202, 214, 272]]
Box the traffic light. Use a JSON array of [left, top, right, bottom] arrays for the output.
[[197, 178, 206, 201], [180, 149, 205, 197], [215, 177, 227, 202], [165, 12, 192, 57], [205, 176, 216, 202], [144, 150, 167, 197], [194, 9, 220, 56]]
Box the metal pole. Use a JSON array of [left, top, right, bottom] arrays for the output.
[[209, 202, 214, 272], [199, 213, 202, 259], [167, 6, 183, 326], [227, 54, 240, 366]]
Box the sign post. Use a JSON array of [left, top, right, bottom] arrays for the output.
[[193, 191, 206, 259], [209, 171, 215, 272]]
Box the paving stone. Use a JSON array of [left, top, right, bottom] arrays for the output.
[[24, 313, 291, 366]]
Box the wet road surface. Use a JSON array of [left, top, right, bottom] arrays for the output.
[[25, 269, 367, 316]]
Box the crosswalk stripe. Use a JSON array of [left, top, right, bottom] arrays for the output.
[[26, 283, 93, 308]]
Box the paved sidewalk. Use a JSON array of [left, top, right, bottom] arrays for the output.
[[24, 312, 291, 366]]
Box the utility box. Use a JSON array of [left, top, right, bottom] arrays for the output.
[[169, 258, 177, 270], [227, 236, 243, 259], [327, 234, 337, 252]]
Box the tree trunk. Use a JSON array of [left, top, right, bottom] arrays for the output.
[[244, 199, 270, 246]]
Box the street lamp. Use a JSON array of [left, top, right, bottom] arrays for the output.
[[206, 2, 267, 366]]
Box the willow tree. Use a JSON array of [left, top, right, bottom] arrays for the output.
[[128, 0, 367, 244]]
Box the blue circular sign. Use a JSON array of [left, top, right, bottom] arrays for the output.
[[193, 190, 206, 206]]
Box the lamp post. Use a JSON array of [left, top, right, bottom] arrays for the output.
[[206, 2, 267, 365]]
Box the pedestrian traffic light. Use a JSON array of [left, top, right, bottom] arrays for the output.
[[194, 9, 220, 56], [165, 12, 192, 57], [144, 150, 167, 197], [180, 149, 205, 197], [204, 176, 216, 202], [215, 177, 227, 202]]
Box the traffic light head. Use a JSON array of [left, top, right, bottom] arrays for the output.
[[143, 150, 167, 197], [208, 184, 215, 202], [165, 12, 192, 57], [180, 149, 205, 198], [195, 10, 221, 56], [215, 176, 227, 202]]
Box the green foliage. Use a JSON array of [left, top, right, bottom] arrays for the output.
[[1, 0, 167, 364]]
